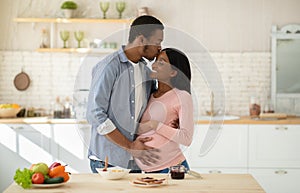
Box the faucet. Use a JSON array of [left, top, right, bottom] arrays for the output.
[[206, 91, 215, 116], [210, 91, 214, 115]]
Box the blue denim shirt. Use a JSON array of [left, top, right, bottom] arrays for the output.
[[87, 47, 155, 168]]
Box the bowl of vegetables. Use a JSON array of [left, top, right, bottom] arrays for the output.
[[0, 104, 21, 118], [14, 161, 70, 189]]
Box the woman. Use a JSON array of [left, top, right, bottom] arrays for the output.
[[135, 48, 194, 173]]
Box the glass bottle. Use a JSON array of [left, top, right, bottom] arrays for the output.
[[63, 96, 73, 118], [53, 96, 63, 118], [40, 28, 49, 48], [263, 98, 275, 113]]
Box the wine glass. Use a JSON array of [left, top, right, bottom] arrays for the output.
[[60, 30, 70, 48], [74, 31, 84, 48], [116, 1, 126, 19], [99, 2, 110, 19]]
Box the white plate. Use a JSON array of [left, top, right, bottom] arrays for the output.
[[129, 181, 165, 188], [31, 182, 66, 188]]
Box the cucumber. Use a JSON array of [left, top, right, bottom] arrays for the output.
[[44, 177, 64, 184]]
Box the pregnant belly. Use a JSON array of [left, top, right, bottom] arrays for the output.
[[138, 131, 170, 148]]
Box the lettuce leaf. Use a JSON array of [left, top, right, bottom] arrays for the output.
[[13, 168, 33, 189]]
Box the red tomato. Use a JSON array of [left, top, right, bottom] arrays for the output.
[[31, 172, 45, 184]]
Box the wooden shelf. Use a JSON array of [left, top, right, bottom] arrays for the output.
[[14, 17, 129, 53], [14, 17, 132, 24], [36, 48, 117, 54]]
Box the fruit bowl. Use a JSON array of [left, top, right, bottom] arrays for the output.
[[96, 167, 130, 180], [0, 107, 21, 118]]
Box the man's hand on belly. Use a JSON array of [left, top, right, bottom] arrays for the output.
[[129, 137, 160, 166]]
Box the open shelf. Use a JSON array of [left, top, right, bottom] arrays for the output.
[[36, 48, 117, 54], [14, 17, 129, 53], [14, 17, 132, 24]]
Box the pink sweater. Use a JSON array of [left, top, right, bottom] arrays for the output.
[[135, 88, 194, 172]]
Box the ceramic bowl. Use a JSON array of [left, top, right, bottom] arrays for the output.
[[96, 167, 130, 180], [0, 108, 21, 118]]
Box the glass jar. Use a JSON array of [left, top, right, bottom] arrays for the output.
[[170, 165, 185, 179], [263, 99, 275, 113], [53, 96, 63, 118], [249, 96, 261, 118]]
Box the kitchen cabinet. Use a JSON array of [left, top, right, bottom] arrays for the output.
[[0, 123, 53, 164], [52, 123, 91, 173], [14, 17, 131, 53], [249, 124, 300, 168], [248, 124, 300, 193], [196, 168, 248, 174], [0, 124, 52, 192], [271, 24, 300, 115], [0, 122, 91, 192], [249, 168, 300, 193], [187, 124, 248, 173], [187, 123, 300, 193]]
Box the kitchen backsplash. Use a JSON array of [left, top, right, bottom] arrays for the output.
[[2, 50, 292, 116], [0, 51, 81, 115]]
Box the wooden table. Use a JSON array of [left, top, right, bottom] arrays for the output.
[[4, 173, 265, 193]]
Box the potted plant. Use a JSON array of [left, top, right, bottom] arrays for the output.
[[61, 1, 78, 18]]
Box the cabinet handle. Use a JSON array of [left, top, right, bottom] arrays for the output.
[[274, 170, 287, 175], [209, 126, 221, 130], [13, 126, 24, 130], [275, 126, 288, 131], [209, 170, 222, 174]]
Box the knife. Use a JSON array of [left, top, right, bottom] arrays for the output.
[[187, 170, 203, 179]]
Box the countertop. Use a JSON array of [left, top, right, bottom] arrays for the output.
[[0, 117, 87, 124], [3, 173, 265, 193], [1, 116, 300, 124], [196, 116, 300, 124]]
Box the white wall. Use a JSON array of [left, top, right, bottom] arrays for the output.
[[1, 0, 300, 115], [1, 0, 300, 51]]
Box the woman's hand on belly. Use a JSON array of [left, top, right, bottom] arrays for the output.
[[138, 120, 159, 134]]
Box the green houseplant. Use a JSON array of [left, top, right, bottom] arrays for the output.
[[61, 1, 78, 18]]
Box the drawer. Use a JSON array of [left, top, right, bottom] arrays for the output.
[[249, 168, 300, 193], [249, 125, 300, 168]]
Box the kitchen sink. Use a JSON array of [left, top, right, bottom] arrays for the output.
[[198, 115, 240, 121]]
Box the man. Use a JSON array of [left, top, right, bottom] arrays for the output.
[[87, 15, 164, 173]]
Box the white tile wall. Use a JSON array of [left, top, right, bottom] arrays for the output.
[[0, 51, 82, 112], [190, 52, 272, 116], [0, 51, 274, 116]]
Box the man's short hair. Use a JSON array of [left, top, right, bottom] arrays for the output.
[[128, 15, 164, 43]]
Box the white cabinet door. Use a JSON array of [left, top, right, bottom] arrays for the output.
[[249, 168, 300, 193], [187, 124, 248, 168], [249, 125, 300, 168], [0, 124, 52, 192], [52, 124, 91, 173], [0, 124, 53, 164], [193, 167, 248, 174]]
